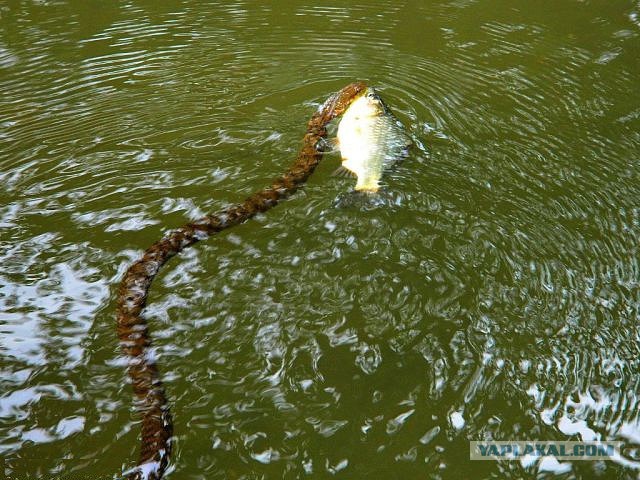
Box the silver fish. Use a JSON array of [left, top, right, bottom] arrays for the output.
[[335, 87, 411, 192]]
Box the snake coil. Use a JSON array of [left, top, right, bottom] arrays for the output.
[[116, 82, 366, 479]]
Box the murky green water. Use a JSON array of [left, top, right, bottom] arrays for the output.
[[2, 1, 640, 478]]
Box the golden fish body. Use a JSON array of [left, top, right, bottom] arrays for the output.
[[336, 88, 410, 192]]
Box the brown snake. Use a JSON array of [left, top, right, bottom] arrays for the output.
[[116, 82, 367, 479]]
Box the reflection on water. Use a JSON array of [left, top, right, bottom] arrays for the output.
[[1, 0, 640, 478]]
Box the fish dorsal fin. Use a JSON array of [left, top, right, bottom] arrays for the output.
[[331, 165, 357, 178]]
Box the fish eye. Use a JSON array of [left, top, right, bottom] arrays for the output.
[[366, 92, 377, 99]]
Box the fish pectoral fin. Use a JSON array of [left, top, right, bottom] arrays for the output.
[[316, 137, 340, 153], [331, 165, 357, 178]]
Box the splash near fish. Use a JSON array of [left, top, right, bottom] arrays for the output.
[[334, 87, 411, 192]]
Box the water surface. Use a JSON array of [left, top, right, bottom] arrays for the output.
[[2, 1, 640, 478]]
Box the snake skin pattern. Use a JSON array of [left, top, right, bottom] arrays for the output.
[[116, 82, 367, 480]]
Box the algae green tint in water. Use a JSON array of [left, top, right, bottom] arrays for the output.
[[1, 1, 640, 479]]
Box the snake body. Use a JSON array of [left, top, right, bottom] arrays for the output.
[[116, 82, 366, 480]]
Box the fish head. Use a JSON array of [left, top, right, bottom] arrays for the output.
[[362, 88, 389, 115], [344, 87, 388, 120]]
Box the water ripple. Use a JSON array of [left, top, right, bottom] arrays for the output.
[[2, 0, 640, 478]]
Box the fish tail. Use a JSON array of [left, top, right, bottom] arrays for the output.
[[355, 177, 380, 192]]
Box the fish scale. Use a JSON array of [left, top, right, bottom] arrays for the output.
[[336, 87, 411, 192]]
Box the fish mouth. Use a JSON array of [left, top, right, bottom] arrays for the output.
[[362, 87, 389, 113], [347, 86, 377, 102], [363, 87, 380, 100], [340, 86, 388, 113]]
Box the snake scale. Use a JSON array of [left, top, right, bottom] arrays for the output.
[[116, 82, 366, 479]]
